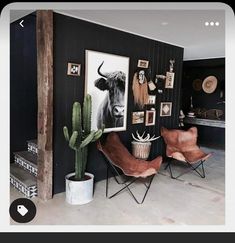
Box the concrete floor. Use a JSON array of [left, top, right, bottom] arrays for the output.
[[10, 146, 225, 225]]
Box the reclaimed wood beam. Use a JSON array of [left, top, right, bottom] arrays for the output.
[[36, 10, 53, 200]]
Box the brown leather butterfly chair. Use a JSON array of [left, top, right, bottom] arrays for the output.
[[97, 132, 162, 204], [161, 127, 212, 179]]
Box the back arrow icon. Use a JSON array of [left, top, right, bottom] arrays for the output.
[[20, 20, 24, 27]]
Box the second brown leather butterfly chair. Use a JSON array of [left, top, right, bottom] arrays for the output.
[[97, 132, 162, 204], [161, 126, 212, 179]]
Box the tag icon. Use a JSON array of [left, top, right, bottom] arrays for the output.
[[10, 198, 36, 223], [17, 205, 28, 216]]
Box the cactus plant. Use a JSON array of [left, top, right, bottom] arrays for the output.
[[63, 94, 104, 180]]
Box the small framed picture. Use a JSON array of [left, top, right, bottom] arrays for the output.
[[137, 59, 149, 69], [148, 80, 156, 91], [145, 109, 156, 126], [165, 72, 175, 88], [147, 95, 156, 105], [67, 63, 81, 76], [132, 111, 145, 124], [160, 102, 172, 117]]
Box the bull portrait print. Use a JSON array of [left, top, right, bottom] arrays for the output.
[[95, 61, 126, 129], [85, 50, 129, 133]]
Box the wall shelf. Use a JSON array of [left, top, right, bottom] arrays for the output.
[[183, 117, 225, 128]]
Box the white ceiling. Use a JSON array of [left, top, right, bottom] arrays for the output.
[[10, 10, 34, 23], [11, 9, 225, 60]]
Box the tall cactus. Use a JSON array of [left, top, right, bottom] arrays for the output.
[[63, 94, 104, 180], [83, 94, 91, 135]]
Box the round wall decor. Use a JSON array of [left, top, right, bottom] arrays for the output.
[[202, 76, 218, 94], [192, 79, 202, 91]]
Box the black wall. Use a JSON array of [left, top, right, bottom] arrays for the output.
[[53, 13, 184, 194], [182, 58, 225, 146], [10, 14, 37, 161]]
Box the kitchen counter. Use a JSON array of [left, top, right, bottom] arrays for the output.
[[183, 117, 225, 128]]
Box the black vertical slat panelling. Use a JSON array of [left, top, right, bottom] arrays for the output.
[[53, 13, 184, 194], [10, 14, 37, 162]]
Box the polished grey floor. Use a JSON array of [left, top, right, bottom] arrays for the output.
[[10, 146, 225, 225]]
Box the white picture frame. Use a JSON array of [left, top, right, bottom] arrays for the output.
[[160, 102, 172, 117], [85, 50, 129, 133], [147, 95, 156, 105], [137, 59, 149, 68], [165, 72, 175, 88], [145, 109, 156, 126], [132, 111, 145, 124]]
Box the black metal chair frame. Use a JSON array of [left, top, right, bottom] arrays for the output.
[[101, 153, 156, 204], [164, 157, 206, 179]]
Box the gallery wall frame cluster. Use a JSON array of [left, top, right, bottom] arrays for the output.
[[66, 52, 176, 133], [69, 52, 177, 133], [131, 58, 176, 129]]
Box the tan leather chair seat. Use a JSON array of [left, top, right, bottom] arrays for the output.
[[161, 126, 212, 163], [97, 132, 162, 178]]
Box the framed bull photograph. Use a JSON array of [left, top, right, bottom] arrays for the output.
[[85, 50, 130, 133]]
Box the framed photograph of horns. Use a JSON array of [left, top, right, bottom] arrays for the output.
[[85, 50, 130, 133]]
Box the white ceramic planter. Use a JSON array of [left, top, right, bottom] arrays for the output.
[[65, 172, 94, 205], [131, 141, 152, 160]]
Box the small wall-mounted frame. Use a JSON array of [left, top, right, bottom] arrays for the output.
[[148, 80, 156, 91], [165, 72, 175, 88], [132, 111, 145, 124], [145, 109, 156, 126], [160, 102, 172, 117], [67, 63, 81, 76], [137, 59, 149, 69], [147, 95, 156, 105]]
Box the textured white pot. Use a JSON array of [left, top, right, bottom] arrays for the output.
[[131, 141, 152, 160], [65, 172, 94, 205]]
